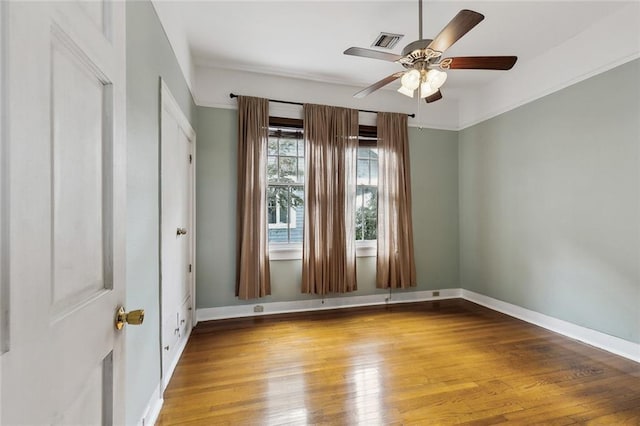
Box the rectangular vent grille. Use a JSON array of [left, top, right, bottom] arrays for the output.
[[371, 32, 403, 49]]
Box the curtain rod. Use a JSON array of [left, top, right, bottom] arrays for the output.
[[229, 93, 415, 118]]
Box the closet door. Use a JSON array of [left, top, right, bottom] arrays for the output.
[[160, 79, 196, 389]]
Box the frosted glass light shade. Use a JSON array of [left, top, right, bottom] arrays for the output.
[[397, 85, 415, 97], [426, 69, 447, 89], [400, 69, 421, 90]]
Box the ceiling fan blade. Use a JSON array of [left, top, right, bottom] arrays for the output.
[[424, 90, 443, 103], [438, 56, 518, 70], [354, 72, 404, 98], [344, 47, 403, 62], [427, 10, 484, 53]]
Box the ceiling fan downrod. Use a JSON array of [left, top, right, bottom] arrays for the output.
[[418, 0, 423, 40]]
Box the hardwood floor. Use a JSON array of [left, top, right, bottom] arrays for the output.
[[157, 299, 640, 425]]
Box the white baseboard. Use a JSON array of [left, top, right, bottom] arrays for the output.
[[196, 288, 462, 322], [138, 383, 163, 426], [462, 289, 640, 363]]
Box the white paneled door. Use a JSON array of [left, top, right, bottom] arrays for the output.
[[1, 2, 127, 424]]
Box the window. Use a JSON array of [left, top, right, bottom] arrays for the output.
[[266, 118, 377, 253], [267, 119, 304, 244], [356, 144, 378, 241], [356, 126, 378, 242]]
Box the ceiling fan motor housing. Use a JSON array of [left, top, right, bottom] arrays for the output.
[[398, 39, 442, 68]]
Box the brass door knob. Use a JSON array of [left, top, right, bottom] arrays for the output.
[[115, 307, 145, 330], [177, 227, 187, 236]]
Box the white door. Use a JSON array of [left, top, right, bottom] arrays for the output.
[[1, 2, 127, 424], [160, 80, 195, 388]]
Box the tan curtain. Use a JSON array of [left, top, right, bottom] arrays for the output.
[[235, 96, 271, 299], [302, 104, 358, 295], [376, 112, 416, 289]]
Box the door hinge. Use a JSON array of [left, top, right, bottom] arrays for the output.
[[189, 264, 192, 273], [189, 154, 192, 164]]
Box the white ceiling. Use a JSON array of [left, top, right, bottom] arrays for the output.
[[152, 1, 640, 128]]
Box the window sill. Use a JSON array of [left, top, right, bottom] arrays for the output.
[[269, 243, 302, 261], [269, 242, 377, 261]]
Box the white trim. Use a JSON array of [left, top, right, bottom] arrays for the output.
[[462, 290, 640, 364], [197, 289, 461, 321], [196, 288, 639, 364], [137, 382, 163, 426]]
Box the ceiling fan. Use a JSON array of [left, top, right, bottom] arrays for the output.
[[344, 0, 518, 103]]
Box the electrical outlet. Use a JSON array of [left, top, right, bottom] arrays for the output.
[[432, 291, 440, 297], [254, 305, 264, 313]]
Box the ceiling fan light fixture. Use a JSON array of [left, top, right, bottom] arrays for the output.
[[426, 69, 447, 89], [397, 85, 415, 98], [401, 69, 421, 91]]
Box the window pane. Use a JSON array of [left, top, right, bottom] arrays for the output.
[[268, 138, 278, 155], [363, 187, 377, 240], [355, 186, 363, 240], [297, 157, 304, 183], [267, 156, 278, 182], [358, 147, 372, 159], [279, 192, 289, 224], [279, 157, 297, 182], [370, 159, 378, 186], [279, 139, 297, 156], [357, 159, 369, 185], [355, 186, 377, 241], [267, 187, 277, 224], [290, 186, 304, 243]]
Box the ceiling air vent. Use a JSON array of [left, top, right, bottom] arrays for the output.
[[371, 32, 404, 49]]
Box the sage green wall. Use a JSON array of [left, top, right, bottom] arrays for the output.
[[126, 2, 196, 424], [459, 59, 640, 343], [196, 106, 459, 308]]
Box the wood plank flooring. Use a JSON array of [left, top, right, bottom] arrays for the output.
[[157, 299, 640, 425]]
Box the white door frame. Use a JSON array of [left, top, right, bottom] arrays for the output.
[[159, 78, 196, 386]]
